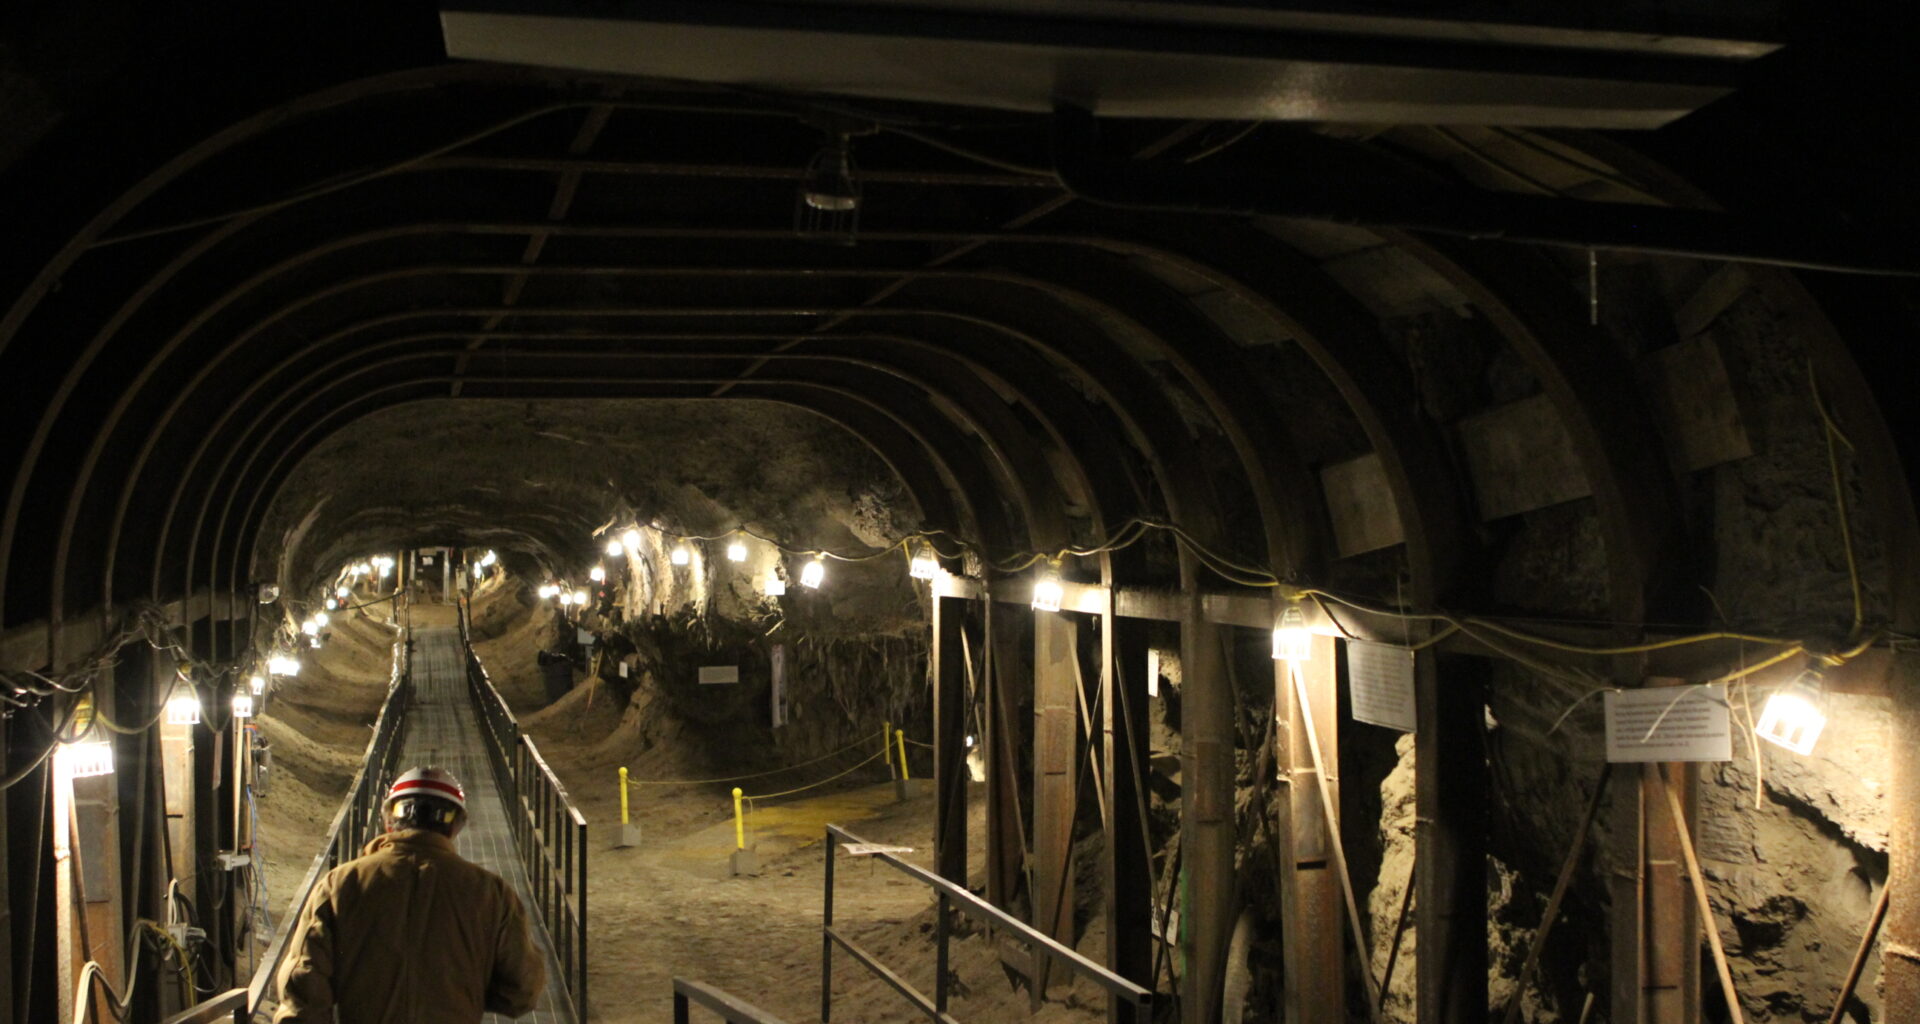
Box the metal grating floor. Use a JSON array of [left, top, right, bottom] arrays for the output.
[[405, 627, 577, 1024]]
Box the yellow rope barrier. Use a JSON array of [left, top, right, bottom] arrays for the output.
[[621, 732, 876, 786]]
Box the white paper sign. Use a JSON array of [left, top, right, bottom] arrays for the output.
[[770, 644, 786, 728], [1604, 684, 1732, 762], [1146, 648, 1160, 698], [698, 665, 739, 685], [617, 660, 630, 679], [1346, 640, 1417, 733]]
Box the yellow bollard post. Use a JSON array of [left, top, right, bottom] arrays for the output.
[[615, 766, 640, 848], [729, 786, 758, 876], [896, 729, 912, 781]]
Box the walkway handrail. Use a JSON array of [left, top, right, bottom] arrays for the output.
[[459, 603, 589, 1021], [673, 977, 792, 1024], [821, 824, 1152, 1024], [245, 631, 414, 1013]]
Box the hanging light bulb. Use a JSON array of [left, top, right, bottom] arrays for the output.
[[56, 740, 116, 778], [671, 544, 691, 566], [166, 693, 201, 726], [267, 654, 301, 677], [764, 576, 787, 597], [249, 674, 266, 695], [796, 132, 862, 244], [557, 591, 573, 606], [1755, 671, 1828, 755], [1031, 562, 1064, 612], [1272, 603, 1312, 662], [474, 563, 485, 579], [231, 695, 255, 719], [909, 544, 938, 581], [336, 584, 351, 598], [313, 610, 329, 628], [621, 528, 643, 553], [301, 618, 319, 637], [480, 549, 498, 567], [325, 597, 338, 610], [606, 538, 625, 558], [590, 565, 606, 583], [799, 558, 825, 589], [571, 589, 589, 605], [727, 538, 748, 562]]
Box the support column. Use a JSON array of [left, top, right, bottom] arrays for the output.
[[1105, 601, 1153, 1024], [1415, 654, 1487, 1024], [984, 601, 1028, 911], [1275, 627, 1343, 1024], [1893, 653, 1920, 1021], [0, 723, 11, 1024], [1609, 692, 1699, 1024], [933, 594, 969, 885], [1180, 601, 1234, 1024], [1032, 609, 1079, 993]]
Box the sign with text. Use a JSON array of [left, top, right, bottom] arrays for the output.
[[1604, 684, 1732, 762], [1346, 640, 1417, 733], [698, 665, 739, 685]]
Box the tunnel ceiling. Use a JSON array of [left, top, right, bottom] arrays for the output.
[[258, 398, 919, 588], [1, 0, 1916, 646]]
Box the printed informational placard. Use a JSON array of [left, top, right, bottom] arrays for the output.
[[617, 660, 629, 679], [1346, 640, 1417, 733], [1604, 684, 1732, 762], [698, 665, 739, 685], [770, 644, 786, 728]]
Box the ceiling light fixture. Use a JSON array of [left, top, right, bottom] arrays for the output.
[[909, 544, 939, 581], [795, 131, 862, 245], [1031, 562, 1064, 612], [727, 538, 748, 562], [1272, 603, 1312, 662], [800, 558, 825, 589], [671, 545, 691, 566], [166, 694, 201, 726], [1755, 671, 1828, 755]]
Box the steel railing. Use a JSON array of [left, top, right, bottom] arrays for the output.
[[459, 604, 589, 1020], [238, 631, 414, 1016], [673, 977, 792, 1024], [821, 824, 1153, 1024]]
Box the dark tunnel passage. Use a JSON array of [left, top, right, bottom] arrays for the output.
[[4, 3, 1920, 1023]]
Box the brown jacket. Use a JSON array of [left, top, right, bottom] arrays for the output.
[[273, 830, 545, 1022]]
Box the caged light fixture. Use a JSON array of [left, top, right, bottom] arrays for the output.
[[670, 544, 692, 566], [1030, 561, 1064, 612], [231, 695, 254, 719], [249, 674, 266, 695], [909, 543, 939, 581], [621, 528, 643, 553], [799, 558, 825, 589], [166, 694, 201, 726], [56, 740, 116, 778], [1271, 603, 1312, 662], [1754, 671, 1829, 755], [727, 538, 748, 563], [589, 565, 606, 583], [794, 130, 863, 245], [267, 654, 301, 677], [606, 538, 625, 558], [764, 575, 787, 597]]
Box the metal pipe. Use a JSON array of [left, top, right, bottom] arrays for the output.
[[1051, 104, 1920, 278]]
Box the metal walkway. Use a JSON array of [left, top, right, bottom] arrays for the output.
[[405, 627, 575, 1024]]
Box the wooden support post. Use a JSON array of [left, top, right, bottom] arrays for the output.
[[1180, 599, 1234, 1024], [1274, 624, 1344, 1024], [1416, 654, 1488, 1024], [1890, 649, 1920, 1023], [0, 723, 10, 1024], [1609, 757, 1700, 1024], [1032, 609, 1079, 995], [933, 594, 969, 885], [1105, 599, 1154, 1024], [984, 600, 1028, 912]]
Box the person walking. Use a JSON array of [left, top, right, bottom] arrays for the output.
[[272, 766, 546, 1022]]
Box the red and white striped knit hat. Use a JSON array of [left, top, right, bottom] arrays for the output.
[[384, 766, 467, 815]]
